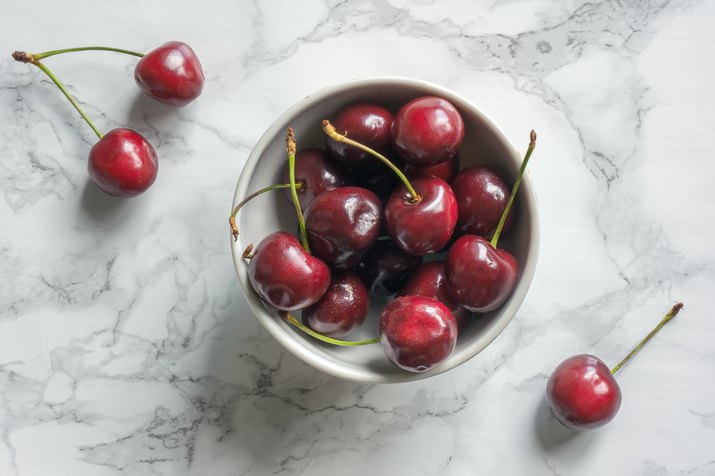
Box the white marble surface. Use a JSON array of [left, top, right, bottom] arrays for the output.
[[2, 1, 714, 474]]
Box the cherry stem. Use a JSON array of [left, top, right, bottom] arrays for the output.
[[322, 120, 421, 203], [287, 128, 310, 253], [610, 302, 684, 375], [282, 312, 380, 346], [242, 244, 254, 260], [32, 46, 145, 61], [491, 130, 537, 248], [12, 52, 103, 139], [228, 182, 303, 241]]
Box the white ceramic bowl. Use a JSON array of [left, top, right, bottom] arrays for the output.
[[231, 77, 539, 383]]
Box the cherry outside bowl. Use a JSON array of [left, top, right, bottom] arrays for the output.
[[231, 77, 539, 384]]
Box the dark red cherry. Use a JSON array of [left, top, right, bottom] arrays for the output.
[[280, 148, 351, 209], [304, 187, 382, 268], [302, 270, 369, 339], [451, 165, 514, 239], [398, 261, 472, 333], [385, 176, 458, 256], [379, 295, 457, 372], [325, 102, 393, 169], [357, 241, 422, 297], [134, 41, 204, 107], [391, 96, 464, 166], [445, 235, 518, 313], [404, 154, 460, 183], [546, 304, 682, 431], [355, 168, 399, 203], [354, 154, 404, 203], [546, 354, 622, 430], [248, 232, 330, 311], [88, 128, 158, 197]]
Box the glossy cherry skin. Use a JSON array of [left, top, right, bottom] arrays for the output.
[[451, 165, 514, 239], [304, 187, 382, 268], [134, 41, 204, 107], [357, 241, 422, 297], [302, 270, 369, 339], [88, 128, 158, 197], [392, 96, 464, 166], [398, 261, 472, 333], [280, 148, 351, 210], [385, 176, 458, 256], [326, 102, 393, 169], [379, 295, 457, 373], [445, 235, 518, 313], [248, 232, 331, 311], [404, 154, 460, 183], [546, 354, 622, 430]]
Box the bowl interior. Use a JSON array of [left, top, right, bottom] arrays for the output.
[[232, 78, 539, 383]]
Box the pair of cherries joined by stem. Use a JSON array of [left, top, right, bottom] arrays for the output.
[[230, 96, 537, 373], [13, 41, 204, 197]]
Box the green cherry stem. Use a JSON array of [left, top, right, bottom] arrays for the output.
[[12, 52, 103, 139], [287, 128, 310, 253], [491, 130, 537, 248], [32, 46, 145, 61], [322, 120, 421, 203], [282, 312, 380, 346], [228, 182, 304, 241], [610, 302, 683, 375], [242, 244, 255, 260]]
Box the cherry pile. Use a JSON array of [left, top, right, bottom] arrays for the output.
[[231, 96, 537, 373], [13, 41, 204, 197]]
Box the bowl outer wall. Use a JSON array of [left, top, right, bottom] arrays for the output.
[[231, 77, 540, 384]]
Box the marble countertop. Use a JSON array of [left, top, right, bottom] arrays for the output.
[[2, 1, 714, 474]]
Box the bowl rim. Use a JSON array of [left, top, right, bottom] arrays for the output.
[[230, 76, 540, 384]]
